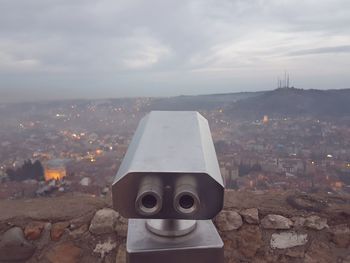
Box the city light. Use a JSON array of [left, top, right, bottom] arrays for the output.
[[45, 170, 65, 181], [334, 182, 343, 188], [1, 96, 349, 198]]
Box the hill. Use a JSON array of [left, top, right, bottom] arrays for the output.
[[145, 87, 350, 119], [228, 87, 350, 119], [146, 91, 264, 111], [2, 87, 350, 120]]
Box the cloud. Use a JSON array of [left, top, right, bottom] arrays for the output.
[[288, 45, 350, 56], [0, 0, 350, 101], [118, 34, 172, 70]]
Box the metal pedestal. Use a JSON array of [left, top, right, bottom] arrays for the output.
[[126, 219, 224, 263]]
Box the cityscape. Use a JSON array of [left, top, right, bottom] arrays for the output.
[[1, 1, 350, 262], [1, 89, 349, 200]]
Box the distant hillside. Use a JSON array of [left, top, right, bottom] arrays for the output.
[[228, 87, 350, 119], [2, 87, 349, 119], [146, 88, 350, 119], [146, 91, 264, 111]]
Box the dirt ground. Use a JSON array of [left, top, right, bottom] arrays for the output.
[[0, 193, 108, 222], [0, 190, 349, 227]]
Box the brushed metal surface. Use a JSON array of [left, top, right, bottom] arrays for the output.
[[135, 176, 163, 216], [127, 219, 224, 263], [112, 111, 224, 219], [146, 219, 197, 237]]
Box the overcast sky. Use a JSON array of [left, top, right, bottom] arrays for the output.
[[0, 0, 350, 102]]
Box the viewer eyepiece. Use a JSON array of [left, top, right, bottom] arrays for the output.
[[174, 176, 200, 216], [135, 176, 163, 216], [179, 194, 195, 209]]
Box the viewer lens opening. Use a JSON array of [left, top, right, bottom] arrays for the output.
[[142, 194, 157, 209], [179, 194, 195, 209]]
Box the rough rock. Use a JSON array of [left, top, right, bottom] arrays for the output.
[[105, 252, 118, 263], [116, 244, 126, 263], [93, 238, 117, 258], [89, 208, 119, 235], [222, 238, 237, 261], [0, 227, 36, 261], [237, 225, 263, 258], [240, 208, 259, 224], [291, 217, 306, 228], [79, 255, 101, 263], [24, 221, 46, 240], [115, 216, 128, 237], [46, 242, 82, 263], [270, 232, 308, 249], [51, 221, 70, 241], [215, 210, 243, 231], [261, 214, 293, 229], [69, 224, 89, 240], [304, 241, 333, 263], [329, 224, 350, 248], [69, 211, 95, 230], [36, 222, 52, 249], [285, 247, 305, 258], [304, 215, 328, 230]]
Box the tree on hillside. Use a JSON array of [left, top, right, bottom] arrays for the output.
[[32, 160, 45, 181], [6, 160, 45, 181]]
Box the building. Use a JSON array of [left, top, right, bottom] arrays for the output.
[[44, 159, 67, 181]]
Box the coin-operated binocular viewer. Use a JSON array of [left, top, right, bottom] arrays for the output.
[[112, 111, 225, 263]]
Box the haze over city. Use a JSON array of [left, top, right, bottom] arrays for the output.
[[1, 0, 350, 102]]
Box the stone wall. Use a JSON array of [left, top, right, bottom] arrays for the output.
[[0, 191, 349, 263], [216, 209, 349, 262]]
